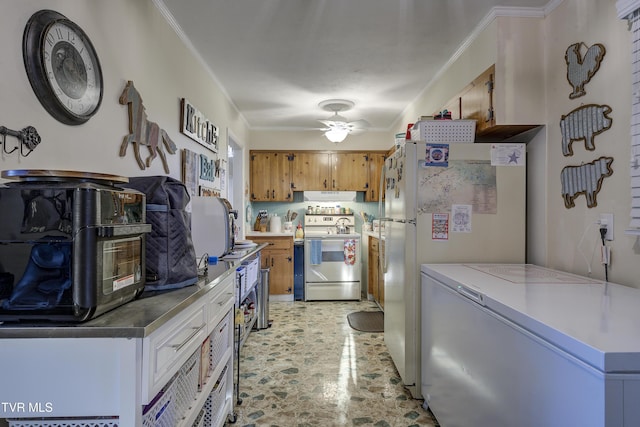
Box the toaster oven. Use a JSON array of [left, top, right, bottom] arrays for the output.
[[0, 179, 151, 322]]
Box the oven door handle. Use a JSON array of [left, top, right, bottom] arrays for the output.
[[305, 235, 360, 240], [96, 223, 152, 237]]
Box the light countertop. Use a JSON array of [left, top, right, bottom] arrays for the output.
[[363, 230, 385, 240], [0, 244, 268, 339], [246, 231, 295, 238]]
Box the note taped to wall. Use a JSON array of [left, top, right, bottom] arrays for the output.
[[432, 213, 449, 240], [491, 144, 525, 166]]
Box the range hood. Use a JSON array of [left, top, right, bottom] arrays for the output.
[[303, 191, 357, 202]]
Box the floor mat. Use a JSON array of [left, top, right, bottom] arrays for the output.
[[347, 310, 384, 332]]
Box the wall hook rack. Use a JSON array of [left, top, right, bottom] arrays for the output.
[[0, 125, 41, 157]]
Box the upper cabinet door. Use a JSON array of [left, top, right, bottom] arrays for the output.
[[366, 152, 386, 202], [291, 152, 331, 191], [460, 64, 495, 134], [250, 152, 272, 201], [250, 151, 292, 201], [271, 152, 293, 201], [331, 153, 369, 191]]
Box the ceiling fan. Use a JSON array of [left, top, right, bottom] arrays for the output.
[[317, 99, 369, 143]]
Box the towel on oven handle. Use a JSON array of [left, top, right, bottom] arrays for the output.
[[310, 240, 322, 265], [344, 239, 356, 265]]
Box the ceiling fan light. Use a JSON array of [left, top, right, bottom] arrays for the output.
[[325, 128, 349, 143]]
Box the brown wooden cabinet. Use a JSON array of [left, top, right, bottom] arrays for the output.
[[433, 64, 540, 142], [254, 150, 386, 198], [291, 152, 331, 191], [250, 236, 293, 296], [460, 65, 495, 135], [292, 152, 369, 192], [368, 235, 384, 309], [331, 152, 369, 191], [250, 152, 293, 201], [366, 153, 386, 202]]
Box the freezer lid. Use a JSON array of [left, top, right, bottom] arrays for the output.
[[421, 263, 640, 373]]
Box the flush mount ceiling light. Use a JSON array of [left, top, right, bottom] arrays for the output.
[[317, 99, 369, 143]]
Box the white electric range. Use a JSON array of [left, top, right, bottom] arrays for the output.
[[303, 214, 361, 301]]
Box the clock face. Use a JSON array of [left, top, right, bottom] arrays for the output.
[[42, 20, 101, 117], [23, 10, 103, 125]]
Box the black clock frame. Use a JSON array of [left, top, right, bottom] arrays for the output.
[[23, 9, 103, 126]]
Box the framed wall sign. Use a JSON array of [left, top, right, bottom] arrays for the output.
[[180, 98, 218, 153]]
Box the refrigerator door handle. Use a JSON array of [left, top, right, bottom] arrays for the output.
[[456, 285, 485, 305]]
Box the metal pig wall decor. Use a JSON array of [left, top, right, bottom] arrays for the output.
[[119, 80, 177, 174], [565, 42, 606, 99], [561, 157, 613, 208], [560, 104, 612, 156]]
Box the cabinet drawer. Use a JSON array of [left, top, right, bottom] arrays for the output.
[[142, 299, 208, 402], [261, 237, 292, 250], [208, 274, 235, 329]]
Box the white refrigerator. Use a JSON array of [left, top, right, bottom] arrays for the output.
[[380, 141, 526, 398]]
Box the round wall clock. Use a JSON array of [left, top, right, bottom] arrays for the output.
[[23, 10, 103, 125]]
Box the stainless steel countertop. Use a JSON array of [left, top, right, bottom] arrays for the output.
[[0, 243, 267, 339]]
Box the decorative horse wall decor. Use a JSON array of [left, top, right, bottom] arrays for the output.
[[119, 80, 177, 174]]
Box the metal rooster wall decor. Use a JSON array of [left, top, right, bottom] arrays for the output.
[[119, 80, 177, 174], [565, 42, 606, 99]]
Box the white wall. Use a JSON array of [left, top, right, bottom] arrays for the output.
[[0, 0, 249, 192], [543, 0, 634, 285], [390, 0, 639, 287], [394, 21, 498, 135]]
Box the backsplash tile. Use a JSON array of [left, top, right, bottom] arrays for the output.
[[249, 192, 380, 233]]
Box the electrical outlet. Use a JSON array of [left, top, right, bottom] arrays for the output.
[[599, 213, 614, 241]]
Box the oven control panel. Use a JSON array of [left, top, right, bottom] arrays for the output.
[[304, 214, 355, 227]]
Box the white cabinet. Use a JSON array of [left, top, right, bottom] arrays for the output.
[[0, 273, 237, 427], [142, 297, 208, 402]]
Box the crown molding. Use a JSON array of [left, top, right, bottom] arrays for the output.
[[617, 0, 640, 18], [152, 0, 250, 130]]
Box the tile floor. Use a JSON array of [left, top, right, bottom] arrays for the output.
[[231, 300, 439, 427]]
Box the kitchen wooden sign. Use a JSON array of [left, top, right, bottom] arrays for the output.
[[180, 98, 218, 153]]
